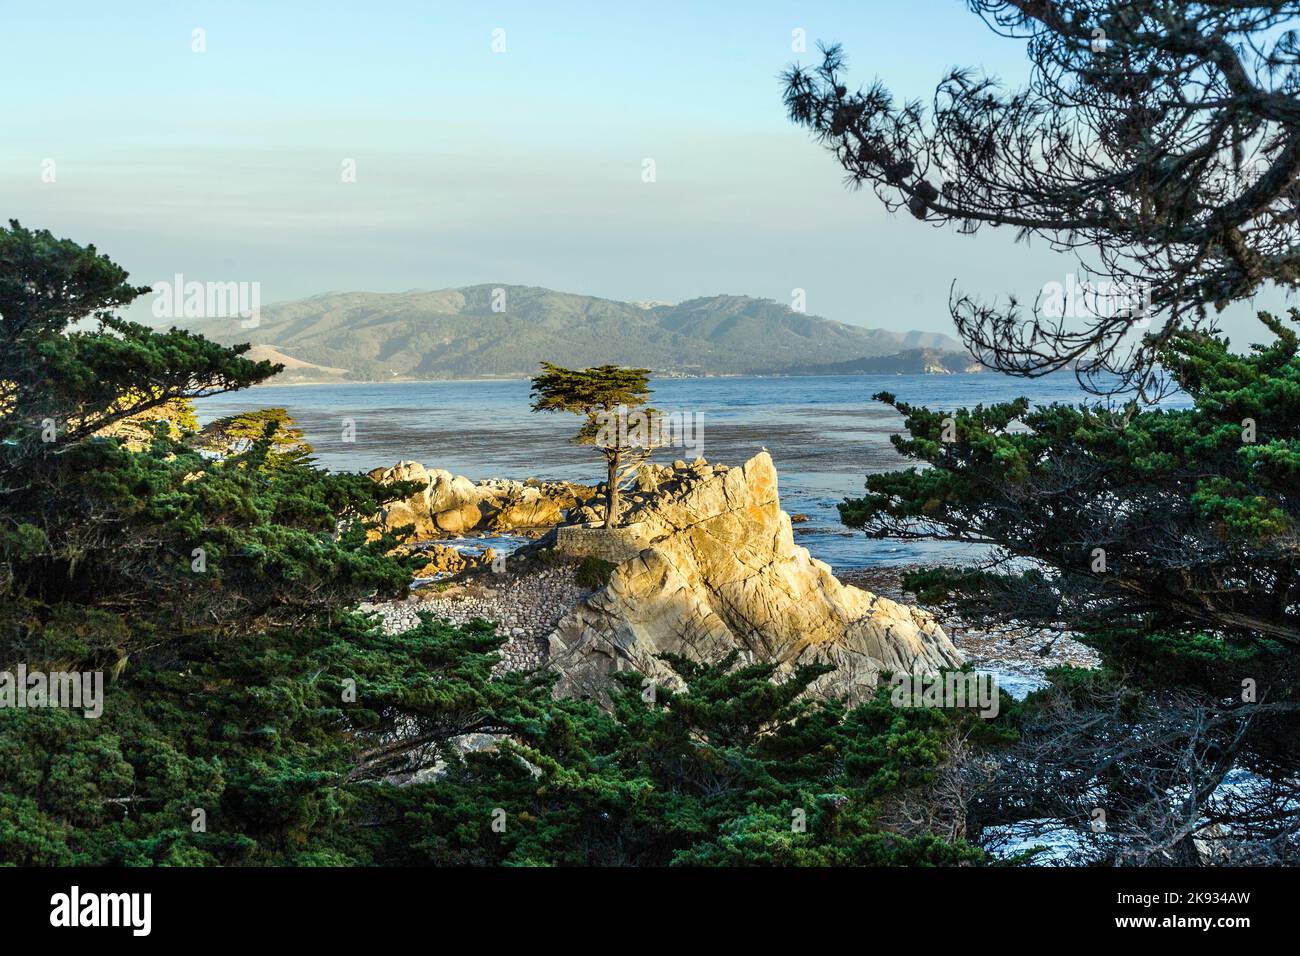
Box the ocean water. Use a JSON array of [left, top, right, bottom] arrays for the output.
[[193, 373, 1172, 571]]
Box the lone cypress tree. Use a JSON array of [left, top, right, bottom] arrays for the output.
[[529, 363, 654, 529]]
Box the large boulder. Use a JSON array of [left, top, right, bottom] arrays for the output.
[[547, 452, 962, 704], [488, 486, 564, 530], [429, 471, 484, 533], [369, 461, 439, 537]]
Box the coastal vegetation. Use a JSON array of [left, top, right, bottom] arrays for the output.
[[784, 0, 1300, 861], [3, 216, 1296, 863], [844, 316, 1300, 862], [0, 221, 1004, 865], [3, 0, 1299, 870]]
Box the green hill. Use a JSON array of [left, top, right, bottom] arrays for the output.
[[175, 284, 965, 380]]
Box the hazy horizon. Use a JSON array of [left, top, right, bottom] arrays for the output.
[[4, 0, 1292, 343]]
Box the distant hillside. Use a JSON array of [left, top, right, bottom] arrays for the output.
[[241, 345, 350, 382], [176, 285, 965, 380], [781, 348, 985, 376]]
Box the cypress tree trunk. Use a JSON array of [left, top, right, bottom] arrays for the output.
[[604, 447, 621, 529]]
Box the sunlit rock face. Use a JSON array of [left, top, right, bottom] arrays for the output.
[[368, 461, 595, 538], [547, 452, 963, 704]]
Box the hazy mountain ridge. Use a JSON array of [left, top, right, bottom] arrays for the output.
[[178, 284, 967, 380]]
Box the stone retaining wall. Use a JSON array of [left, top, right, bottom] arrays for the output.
[[553, 525, 647, 564]]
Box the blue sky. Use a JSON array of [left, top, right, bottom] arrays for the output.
[[0, 0, 1287, 341]]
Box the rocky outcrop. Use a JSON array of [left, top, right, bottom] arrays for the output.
[[546, 453, 962, 704], [407, 542, 496, 579], [368, 462, 596, 539]]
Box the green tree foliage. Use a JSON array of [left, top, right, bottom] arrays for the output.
[[193, 407, 314, 468], [337, 653, 1006, 867], [0, 221, 268, 468], [93, 395, 198, 448], [841, 315, 1300, 842], [0, 224, 996, 866], [529, 363, 654, 528], [842, 313, 1298, 672], [0, 222, 510, 863]]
